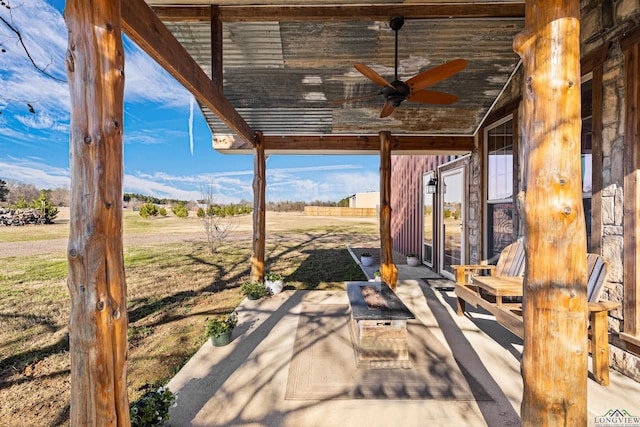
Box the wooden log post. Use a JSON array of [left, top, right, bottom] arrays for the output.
[[379, 131, 398, 290], [251, 132, 266, 282], [514, 1, 588, 425], [65, 0, 130, 425]]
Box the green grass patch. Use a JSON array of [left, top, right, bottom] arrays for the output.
[[0, 213, 379, 426]]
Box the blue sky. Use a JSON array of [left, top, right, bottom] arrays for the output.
[[0, 0, 379, 203]]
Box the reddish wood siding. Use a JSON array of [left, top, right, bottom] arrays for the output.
[[391, 155, 454, 260]]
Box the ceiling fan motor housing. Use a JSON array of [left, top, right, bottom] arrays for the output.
[[383, 81, 410, 106]]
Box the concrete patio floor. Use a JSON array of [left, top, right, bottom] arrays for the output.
[[167, 262, 640, 427]]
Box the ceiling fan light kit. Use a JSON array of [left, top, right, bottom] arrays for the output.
[[348, 16, 468, 118]]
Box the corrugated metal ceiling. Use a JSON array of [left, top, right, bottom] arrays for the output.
[[153, 2, 524, 147]]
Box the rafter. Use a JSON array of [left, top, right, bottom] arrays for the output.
[[152, 3, 525, 23], [122, 0, 254, 145]]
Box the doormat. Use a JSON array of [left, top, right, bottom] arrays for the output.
[[285, 304, 490, 401]]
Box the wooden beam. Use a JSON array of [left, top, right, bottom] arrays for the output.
[[213, 134, 474, 153], [622, 42, 640, 342], [152, 3, 525, 22], [121, 0, 254, 145], [251, 132, 266, 283], [514, 0, 587, 424], [210, 6, 223, 89], [64, 0, 129, 424], [379, 131, 398, 291]]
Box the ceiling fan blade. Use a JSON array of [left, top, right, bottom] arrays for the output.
[[354, 64, 395, 89], [407, 90, 458, 105], [406, 59, 468, 93], [380, 101, 395, 118], [330, 92, 381, 104]]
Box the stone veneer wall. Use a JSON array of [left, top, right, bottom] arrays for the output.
[[599, 41, 640, 382], [583, 0, 640, 384], [466, 0, 640, 382]]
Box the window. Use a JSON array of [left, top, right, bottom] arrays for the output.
[[581, 77, 593, 250], [485, 116, 514, 262]]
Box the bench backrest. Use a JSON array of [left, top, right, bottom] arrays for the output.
[[494, 240, 526, 278], [587, 253, 608, 303]]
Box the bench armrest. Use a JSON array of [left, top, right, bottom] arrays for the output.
[[451, 264, 496, 284], [588, 301, 621, 313]]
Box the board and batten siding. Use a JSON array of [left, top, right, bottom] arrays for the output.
[[391, 155, 454, 261]]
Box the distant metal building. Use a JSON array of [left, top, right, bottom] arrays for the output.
[[348, 191, 379, 209]]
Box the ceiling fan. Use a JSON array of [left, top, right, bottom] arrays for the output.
[[345, 16, 467, 118]]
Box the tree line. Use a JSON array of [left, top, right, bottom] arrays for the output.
[[0, 179, 69, 207], [0, 181, 344, 214]]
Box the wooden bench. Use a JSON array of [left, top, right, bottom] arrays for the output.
[[454, 245, 621, 386], [346, 281, 415, 368], [453, 240, 525, 315]]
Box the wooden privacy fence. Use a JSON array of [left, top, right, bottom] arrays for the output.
[[304, 206, 377, 217]]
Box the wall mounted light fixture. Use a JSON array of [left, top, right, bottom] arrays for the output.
[[425, 177, 438, 194]]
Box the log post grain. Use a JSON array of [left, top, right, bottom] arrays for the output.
[[251, 131, 266, 283], [514, 1, 588, 425], [379, 131, 398, 290], [64, 0, 130, 425]]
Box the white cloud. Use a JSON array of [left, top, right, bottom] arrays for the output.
[[0, 1, 191, 134], [0, 154, 379, 203], [0, 157, 70, 189], [123, 174, 202, 201], [266, 170, 379, 202], [123, 45, 191, 107]]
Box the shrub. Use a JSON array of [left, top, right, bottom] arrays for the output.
[[172, 201, 188, 218], [196, 207, 205, 218], [158, 207, 167, 217], [129, 384, 175, 427], [139, 202, 158, 218], [12, 197, 30, 209], [35, 191, 58, 223]]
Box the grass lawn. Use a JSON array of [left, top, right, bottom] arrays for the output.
[[0, 210, 378, 426]]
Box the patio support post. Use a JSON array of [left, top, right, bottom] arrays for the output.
[[251, 131, 266, 282], [514, 0, 588, 425], [64, 0, 130, 424], [379, 131, 398, 290]]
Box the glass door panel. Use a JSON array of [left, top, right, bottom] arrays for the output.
[[440, 168, 464, 279], [422, 173, 435, 267]]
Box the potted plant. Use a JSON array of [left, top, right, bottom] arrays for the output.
[[240, 280, 267, 300], [373, 270, 382, 282], [406, 253, 420, 266], [206, 311, 238, 346], [264, 272, 284, 295], [129, 384, 175, 426], [360, 252, 374, 266]]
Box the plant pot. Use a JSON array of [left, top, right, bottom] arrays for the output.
[[406, 256, 420, 267], [211, 331, 232, 347], [266, 279, 284, 295], [361, 255, 374, 266]]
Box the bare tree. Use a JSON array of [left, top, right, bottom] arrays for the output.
[[5, 180, 38, 205], [49, 186, 70, 206], [199, 184, 238, 254]]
